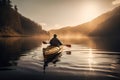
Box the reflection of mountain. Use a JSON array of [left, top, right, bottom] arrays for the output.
[[50, 6, 120, 37], [0, 38, 43, 67], [90, 38, 120, 52], [0, 0, 48, 37], [61, 37, 120, 52]]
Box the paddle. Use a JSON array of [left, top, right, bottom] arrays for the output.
[[42, 41, 71, 47], [65, 44, 71, 47], [42, 41, 48, 44]]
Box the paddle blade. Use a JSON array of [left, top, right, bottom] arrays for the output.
[[43, 41, 48, 44], [65, 44, 71, 47]]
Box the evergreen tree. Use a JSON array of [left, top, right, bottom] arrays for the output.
[[0, 0, 12, 7], [2, 0, 7, 6], [14, 5, 18, 11], [7, 0, 12, 7], [0, 1, 1, 6]]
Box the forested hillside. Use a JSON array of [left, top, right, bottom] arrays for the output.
[[0, 0, 48, 37]]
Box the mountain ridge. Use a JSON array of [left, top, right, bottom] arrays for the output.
[[49, 6, 120, 37]]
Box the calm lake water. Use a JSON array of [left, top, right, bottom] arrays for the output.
[[0, 37, 120, 80]]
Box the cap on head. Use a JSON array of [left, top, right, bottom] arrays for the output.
[[53, 34, 57, 38]]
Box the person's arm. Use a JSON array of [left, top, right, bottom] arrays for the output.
[[57, 39, 62, 45], [49, 38, 53, 45]]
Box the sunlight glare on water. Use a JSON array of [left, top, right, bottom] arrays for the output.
[[0, 38, 120, 80], [18, 43, 120, 79]]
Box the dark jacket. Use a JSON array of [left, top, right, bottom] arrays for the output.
[[50, 37, 62, 46]]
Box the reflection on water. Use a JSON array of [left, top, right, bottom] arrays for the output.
[[0, 37, 120, 80], [43, 53, 62, 71], [91, 37, 120, 52], [0, 37, 43, 68], [88, 48, 95, 71]]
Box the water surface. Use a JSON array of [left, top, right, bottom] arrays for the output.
[[0, 37, 120, 80]]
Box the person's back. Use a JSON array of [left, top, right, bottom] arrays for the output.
[[50, 34, 62, 46]]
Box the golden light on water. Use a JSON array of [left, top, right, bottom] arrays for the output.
[[88, 48, 96, 71]]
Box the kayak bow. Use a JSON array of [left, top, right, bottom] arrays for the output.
[[43, 46, 63, 56]]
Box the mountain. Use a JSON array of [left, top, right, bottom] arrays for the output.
[[49, 6, 120, 37], [0, 0, 48, 37], [90, 6, 120, 37], [20, 15, 48, 36]]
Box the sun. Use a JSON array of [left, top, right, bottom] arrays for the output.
[[80, 1, 100, 22]]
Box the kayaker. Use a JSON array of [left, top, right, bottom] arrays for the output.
[[50, 34, 62, 46]]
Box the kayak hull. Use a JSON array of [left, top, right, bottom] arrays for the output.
[[43, 46, 63, 57]]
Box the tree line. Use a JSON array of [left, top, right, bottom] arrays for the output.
[[0, 0, 17, 11]]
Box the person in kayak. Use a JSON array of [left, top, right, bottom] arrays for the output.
[[50, 34, 62, 46]]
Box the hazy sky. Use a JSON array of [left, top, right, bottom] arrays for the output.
[[11, 0, 120, 30]]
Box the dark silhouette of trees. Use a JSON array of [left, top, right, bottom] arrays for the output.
[[7, 0, 12, 7], [14, 5, 18, 11], [2, 0, 7, 6], [20, 15, 43, 35], [0, 0, 12, 7], [0, 0, 49, 37]]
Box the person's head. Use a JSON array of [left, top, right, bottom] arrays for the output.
[[53, 34, 57, 38]]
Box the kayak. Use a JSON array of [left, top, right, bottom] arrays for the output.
[[43, 52, 62, 70], [43, 46, 63, 56]]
